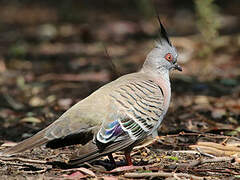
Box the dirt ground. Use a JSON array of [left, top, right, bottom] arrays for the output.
[[0, 1, 240, 179]]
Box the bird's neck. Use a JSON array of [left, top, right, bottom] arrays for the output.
[[141, 66, 171, 112], [141, 67, 170, 86], [156, 67, 170, 84]]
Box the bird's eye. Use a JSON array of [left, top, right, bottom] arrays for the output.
[[165, 53, 173, 62]]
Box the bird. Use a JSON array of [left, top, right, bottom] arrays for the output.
[[0, 19, 182, 166]]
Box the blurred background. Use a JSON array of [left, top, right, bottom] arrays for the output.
[[0, 0, 240, 142]]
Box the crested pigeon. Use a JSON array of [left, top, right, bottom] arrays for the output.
[[0, 19, 182, 166]]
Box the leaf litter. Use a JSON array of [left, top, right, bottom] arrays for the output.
[[0, 1, 240, 179]]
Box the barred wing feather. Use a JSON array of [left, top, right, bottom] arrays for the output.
[[97, 79, 165, 144]]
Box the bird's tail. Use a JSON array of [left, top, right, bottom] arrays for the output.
[[68, 141, 100, 165], [0, 129, 48, 157], [68, 139, 135, 166]]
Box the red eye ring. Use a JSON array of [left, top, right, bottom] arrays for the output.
[[165, 53, 173, 62]]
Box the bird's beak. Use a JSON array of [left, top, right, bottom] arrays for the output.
[[174, 64, 182, 71]]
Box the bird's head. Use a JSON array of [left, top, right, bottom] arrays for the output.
[[142, 19, 182, 74]]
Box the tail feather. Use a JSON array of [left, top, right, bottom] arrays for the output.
[[1, 129, 48, 156], [69, 139, 135, 165]]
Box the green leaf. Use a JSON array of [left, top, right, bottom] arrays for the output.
[[165, 156, 179, 161]]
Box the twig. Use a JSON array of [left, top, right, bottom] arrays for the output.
[[197, 142, 240, 152], [221, 137, 230, 145], [201, 156, 234, 164], [164, 132, 240, 142], [0, 159, 50, 174], [190, 145, 239, 156], [124, 171, 204, 180], [0, 157, 47, 164], [173, 173, 182, 180], [193, 168, 239, 175], [196, 147, 216, 158], [177, 156, 234, 168], [22, 167, 49, 174], [102, 43, 121, 78], [0, 159, 24, 166], [111, 164, 159, 173], [172, 150, 201, 155]]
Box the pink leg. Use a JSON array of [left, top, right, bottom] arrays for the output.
[[124, 151, 133, 166]]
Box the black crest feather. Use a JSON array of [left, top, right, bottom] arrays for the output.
[[152, 2, 172, 46]]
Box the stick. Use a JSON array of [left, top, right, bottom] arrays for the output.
[[177, 156, 234, 168], [0, 157, 47, 164], [102, 43, 121, 78], [196, 147, 216, 158], [190, 145, 238, 156], [197, 142, 240, 152], [124, 172, 204, 180], [201, 156, 234, 164], [23, 167, 49, 174]]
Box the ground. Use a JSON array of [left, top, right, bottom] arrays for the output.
[[0, 1, 240, 179]]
